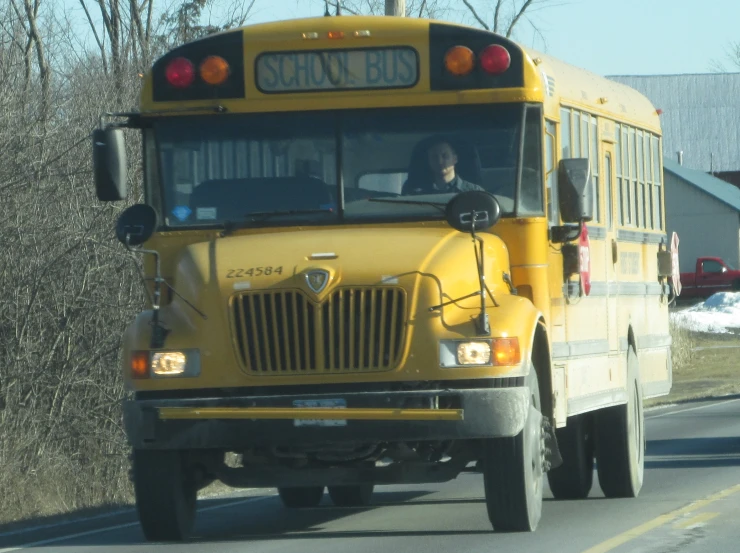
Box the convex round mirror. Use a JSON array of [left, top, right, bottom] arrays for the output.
[[445, 191, 501, 233], [116, 204, 158, 246]]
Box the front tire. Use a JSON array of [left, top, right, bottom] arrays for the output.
[[547, 414, 594, 499], [482, 369, 544, 532], [595, 346, 645, 498], [278, 486, 325, 508], [328, 484, 374, 507], [132, 449, 197, 542]]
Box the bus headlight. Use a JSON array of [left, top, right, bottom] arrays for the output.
[[152, 351, 188, 375], [457, 341, 492, 365], [440, 338, 520, 367], [132, 350, 201, 378]]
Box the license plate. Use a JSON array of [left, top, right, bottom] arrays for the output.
[[293, 398, 347, 427]]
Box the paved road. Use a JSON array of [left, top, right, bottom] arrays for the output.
[[3, 397, 740, 553]]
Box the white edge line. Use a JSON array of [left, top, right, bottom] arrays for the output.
[[0, 495, 272, 553], [646, 397, 740, 420], [0, 509, 131, 539], [0, 487, 252, 539]]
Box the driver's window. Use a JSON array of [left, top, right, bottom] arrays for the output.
[[519, 106, 544, 215]]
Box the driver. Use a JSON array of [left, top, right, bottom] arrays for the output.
[[404, 140, 484, 195]]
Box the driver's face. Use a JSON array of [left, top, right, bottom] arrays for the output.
[[427, 143, 458, 179]]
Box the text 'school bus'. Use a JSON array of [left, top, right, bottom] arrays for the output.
[[91, 15, 677, 542]]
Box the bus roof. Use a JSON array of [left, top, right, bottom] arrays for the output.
[[522, 46, 661, 132]]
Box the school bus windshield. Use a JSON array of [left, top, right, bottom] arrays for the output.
[[152, 103, 544, 228]]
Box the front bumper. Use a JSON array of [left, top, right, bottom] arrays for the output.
[[123, 385, 530, 450]]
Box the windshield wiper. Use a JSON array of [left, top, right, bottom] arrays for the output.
[[219, 208, 334, 237], [368, 198, 446, 213]]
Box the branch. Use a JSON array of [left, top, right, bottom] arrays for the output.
[[506, 0, 535, 38], [493, 0, 502, 34], [78, 0, 108, 73], [338, 2, 362, 15], [417, 0, 427, 17], [461, 0, 489, 30], [145, 0, 153, 48], [527, 16, 547, 49]]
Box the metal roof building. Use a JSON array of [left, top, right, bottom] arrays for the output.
[[663, 159, 740, 272], [608, 73, 740, 185]]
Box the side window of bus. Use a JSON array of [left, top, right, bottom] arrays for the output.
[[519, 107, 544, 215], [616, 124, 623, 225], [560, 108, 599, 223], [546, 120, 557, 224], [589, 115, 600, 222], [604, 152, 613, 229], [615, 125, 662, 230], [652, 135, 663, 230]]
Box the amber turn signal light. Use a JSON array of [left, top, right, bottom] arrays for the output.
[[131, 351, 150, 379], [199, 55, 230, 86], [444, 46, 475, 76], [493, 338, 521, 366]]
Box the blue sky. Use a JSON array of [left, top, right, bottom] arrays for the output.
[[243, 0, 740, 76]]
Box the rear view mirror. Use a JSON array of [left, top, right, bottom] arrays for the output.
[[557, 158, 594, 223], [92, 127, 127, 201], [445, 191, 501, 233], [116, 204, 158, 246]]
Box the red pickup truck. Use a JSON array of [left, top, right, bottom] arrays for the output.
[[679, 257, 740, 298]]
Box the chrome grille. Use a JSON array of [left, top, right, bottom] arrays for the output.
[[231, 287, 407, 374]]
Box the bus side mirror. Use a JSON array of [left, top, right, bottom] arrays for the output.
[[116, 204, 158, 247], [557, 158, 594, 224], [92, 127, 127, 201], [445, 191, 501, 233]]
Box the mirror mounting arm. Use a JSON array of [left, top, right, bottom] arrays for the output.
[[124, 235, 170, 349], [470, 214, 499, 336], [473, 233, 491, 336]]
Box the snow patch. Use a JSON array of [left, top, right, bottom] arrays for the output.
[[671, 292, 740, 334]]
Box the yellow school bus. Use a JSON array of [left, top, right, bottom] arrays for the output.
[[92, 15, 673, 541]]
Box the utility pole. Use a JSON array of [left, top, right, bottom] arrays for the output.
[[385, 0, 406, 16]]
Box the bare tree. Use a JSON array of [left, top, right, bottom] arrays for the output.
[[710, 41, 740, 72], [329, 0, 555, 39], [332, 0, 449, 18], [0, 0, 256, 525], [459, 0, 555, 39]]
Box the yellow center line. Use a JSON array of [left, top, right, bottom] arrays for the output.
[[580, 483, 740, 553], [673, 512, 720, 530]]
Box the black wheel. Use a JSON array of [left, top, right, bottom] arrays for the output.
[[278, 486, 325, 508], [328, 484, 374, 507], [482, 369, 544, 532], [595, 347, 645, 498], [733, 279, 740, 291], [132, 449, 197, 542], [547, 414, 594, 499]]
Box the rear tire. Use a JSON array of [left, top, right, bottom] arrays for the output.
[[328, 484, 374, 507], [482, 369, 544, 532], [547, 414, 594, 499], [595, 347, 645, 498], [132, 449, 197, 542], [278, 486, 325, 508]]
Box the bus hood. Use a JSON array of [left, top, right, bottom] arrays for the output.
[[170, 225, 511, 318]]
